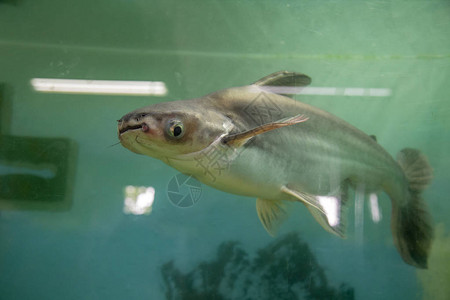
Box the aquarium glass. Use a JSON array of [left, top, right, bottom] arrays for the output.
[[1, 1, 449, 299]]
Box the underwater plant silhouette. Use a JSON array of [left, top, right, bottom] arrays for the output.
[[161, 233, 354, 300]]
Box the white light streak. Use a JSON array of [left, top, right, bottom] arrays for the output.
[[369, 193, 382, 223], [354, 186, 365, 243], [317, 195, 340, 227], [259, 86, 391, 97], [31, 78, 167, 96]]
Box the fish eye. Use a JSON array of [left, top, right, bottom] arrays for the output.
[[166, 120, 185, 139]]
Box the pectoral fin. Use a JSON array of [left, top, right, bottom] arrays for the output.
[[256, 198, 287, 236], [281, 184, 348, 238], [222, 114, 309, 148]]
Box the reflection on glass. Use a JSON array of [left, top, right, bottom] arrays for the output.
[[31, 78, 167, 96], [0, 136, 76, 211], [369, 193, 382, 223], [354, 186, 365, 243], [161, 233, 354, 299], [257, 86, 391, 97], [317, 195, 339, 227], [123, 185, 155, 215], [0, 164, 55, 179]]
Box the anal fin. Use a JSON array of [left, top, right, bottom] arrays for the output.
[[256, 198, 287, 236], [281, 184, 348, 238]]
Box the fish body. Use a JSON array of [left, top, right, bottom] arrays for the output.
[[118, 71, 433, 268], [165, 87, 397, 199]]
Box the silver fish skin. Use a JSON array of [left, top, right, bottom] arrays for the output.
[[118, 71, 433, 268]]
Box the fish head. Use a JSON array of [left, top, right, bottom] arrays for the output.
[[117, 101, 232, 160]]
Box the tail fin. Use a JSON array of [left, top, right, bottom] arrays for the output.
[[392, 148, 433, 268]]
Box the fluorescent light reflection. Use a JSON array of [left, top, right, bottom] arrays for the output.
[[369, 193, 382, 223], [0, 163, 55, 179], [317, 195, 340, 227], [31, 78, 167, 96], [258, 86, 391, 97], [354, 186, 365, 242], [123, 186, 155, 215]]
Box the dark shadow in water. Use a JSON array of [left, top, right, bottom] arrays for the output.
[[161, 233, 354, 300], [0, 0, 20, 6], [0, 84, 77, 211], [0, 135, 77, 211], [0, 83, 12, 135]]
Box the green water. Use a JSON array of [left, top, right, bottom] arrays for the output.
[[1, 0, 449, 299]]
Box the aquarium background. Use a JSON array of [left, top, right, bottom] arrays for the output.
[[1, 0, 449, 299]]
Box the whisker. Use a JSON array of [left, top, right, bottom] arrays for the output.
[[107, 141, 121, 148]]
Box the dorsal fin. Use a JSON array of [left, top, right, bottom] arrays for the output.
[[252, 71, 312, 87], [370, 135, 377, 142], [252, 71, 312, 97]]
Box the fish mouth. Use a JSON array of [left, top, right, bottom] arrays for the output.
[[118, 123, 144, 135]]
